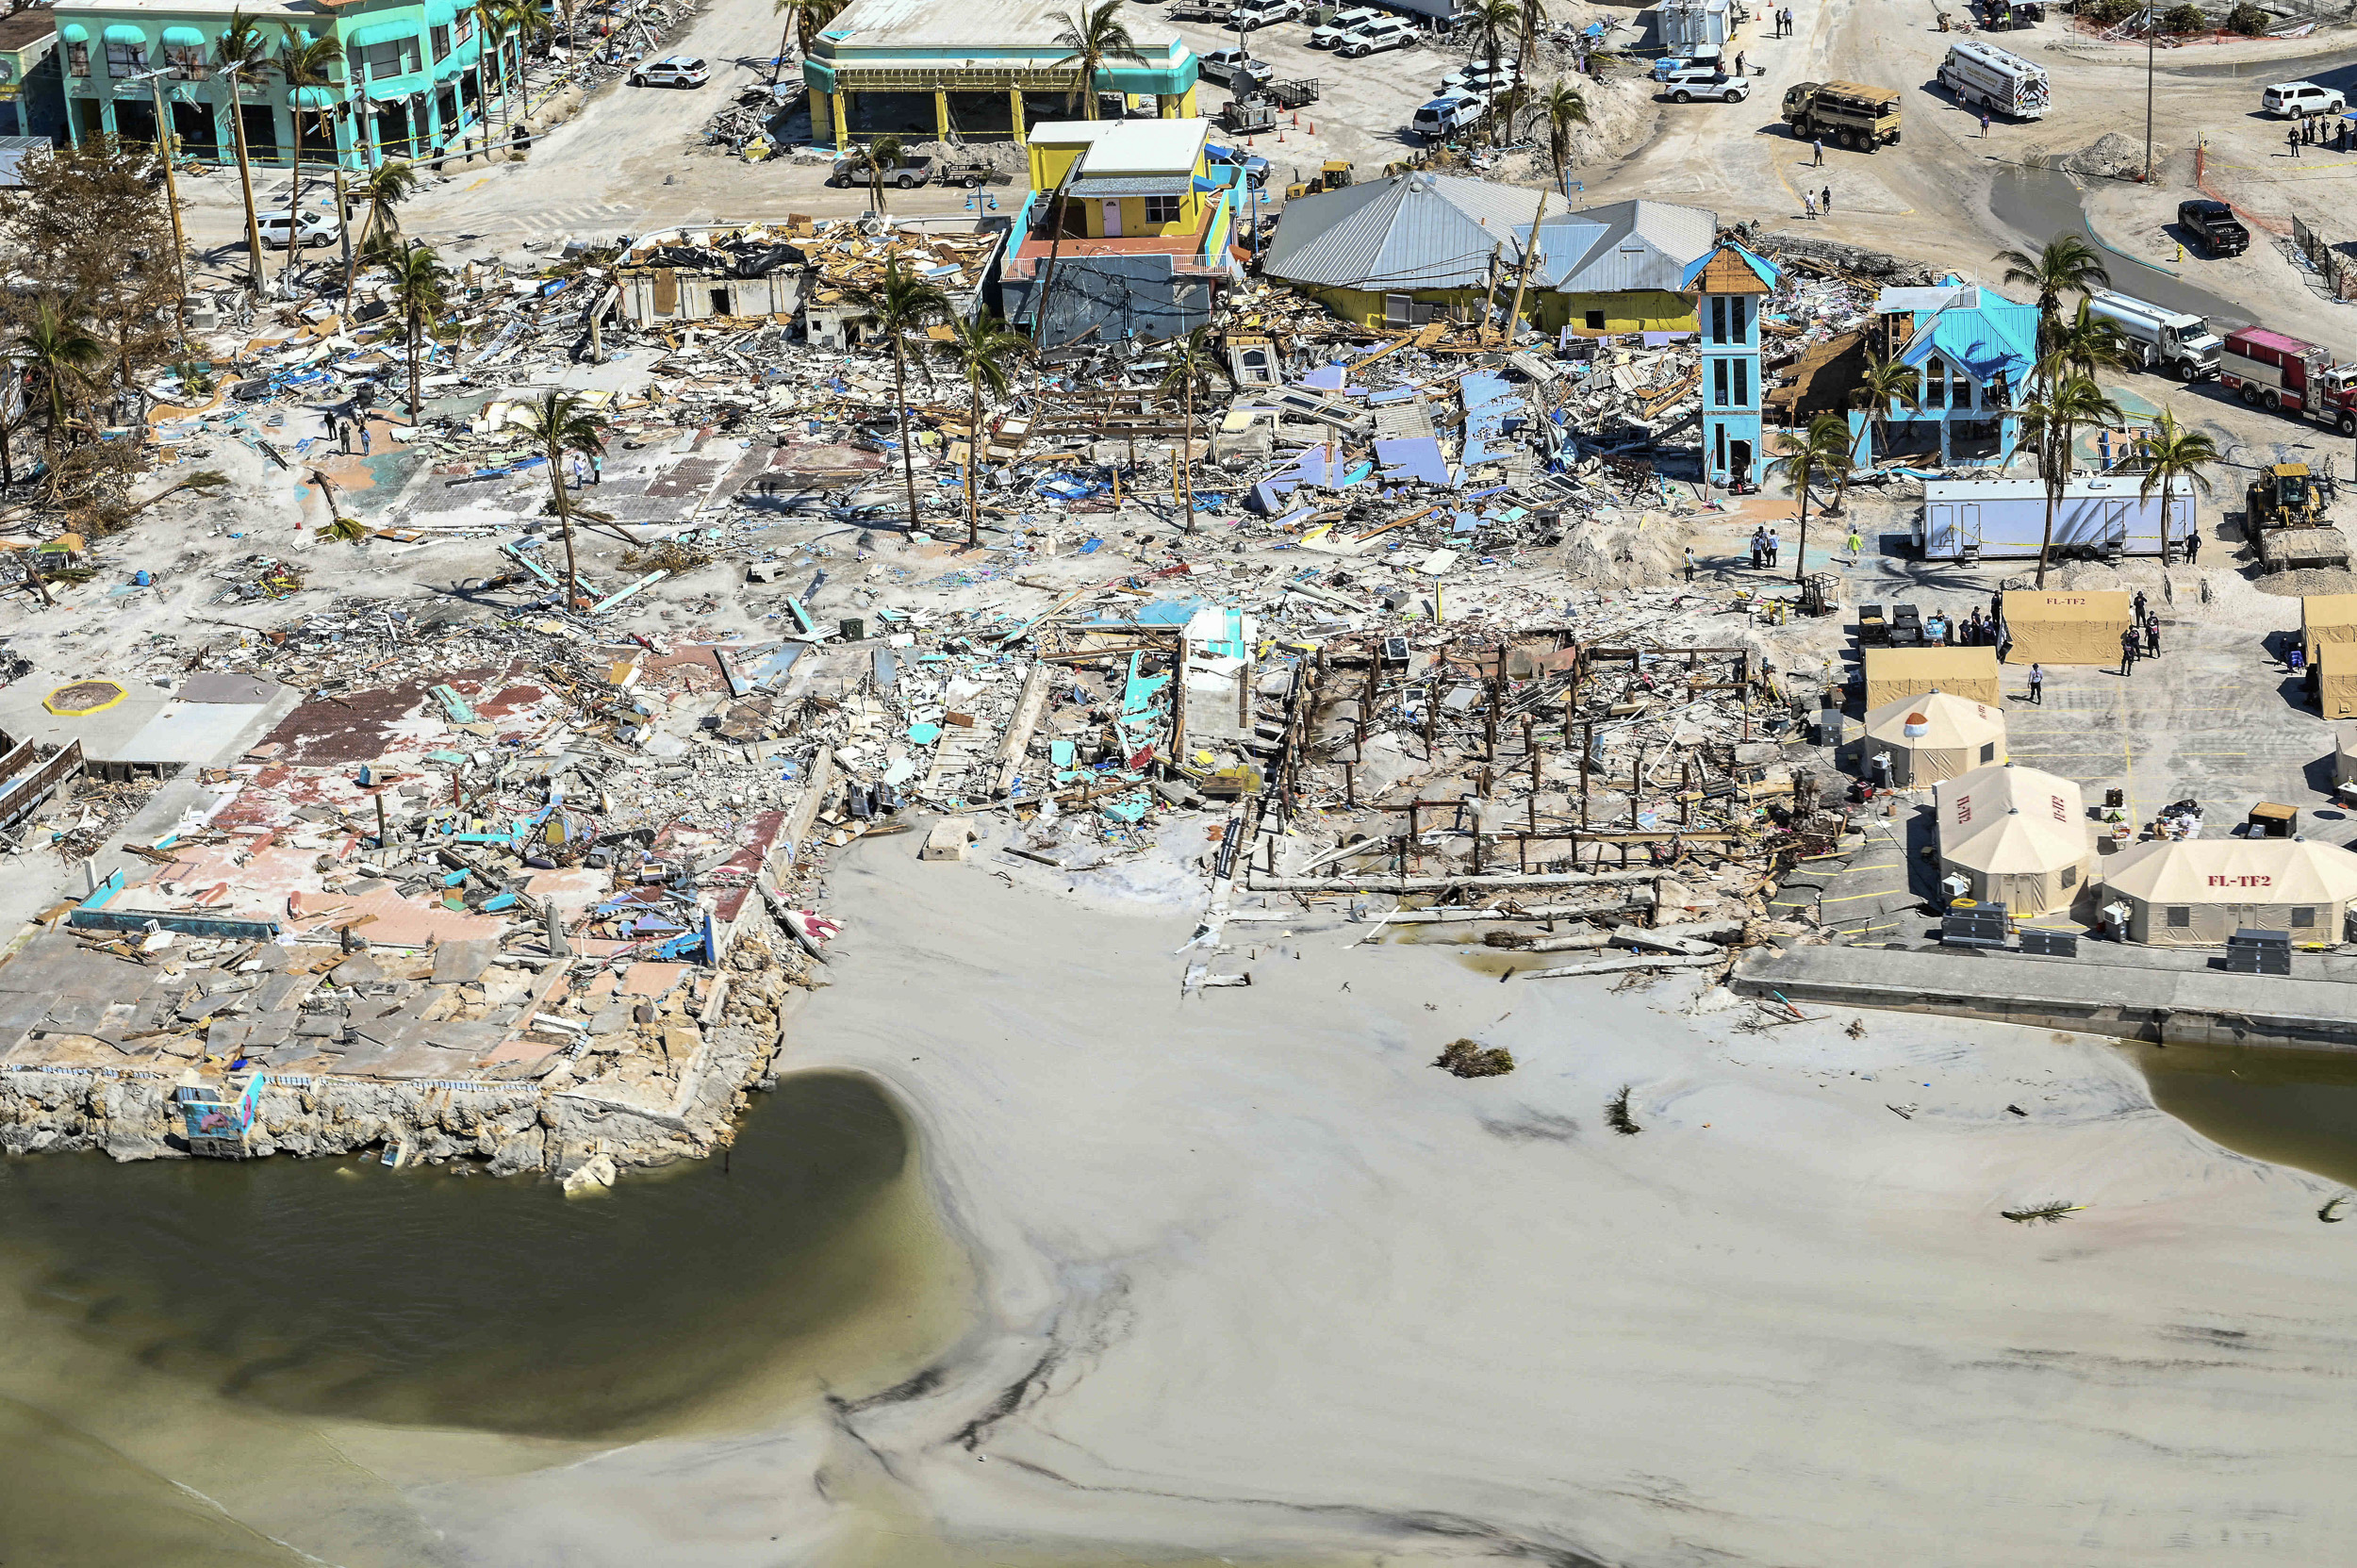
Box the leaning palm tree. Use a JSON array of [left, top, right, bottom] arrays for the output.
[[2135, 405, 2218, 565], [2012, 370, 2124, 587], [497, 0, 551, 133], [860, 133, 904, 215], [770, 0, 844, 86], [1768, 411, 1853, 586], [847, 256, 950, 534], [467, 0, 503, 150], [14, 296, 106, 469], [213, 8, 272, 292], [381, 239, 451, 421], [1459, 0, 1521, 147], [1541, 82, 1588, 198], [1159, 326, 1220, 536], [1995, 234, 2109, 387], [1851, 352, 1920, 467], [275, 27, 342, 292], [940, 309, 1029, 547], [341, 159, 418, 298], [1046, 0, 1146, 120], [512, 388, 606, 605], [1508, 0, 1547, 141]]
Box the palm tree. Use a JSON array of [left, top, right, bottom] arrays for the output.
[[859, 132, 905, 215], [1046, 0, 1146, 120], [382, 239, 451, 422], [1541, 82, 1589, 198], [2012, 371, 2124, 587], [1995, 234, 2109, 387], [1852, 353, 1920, 468], [2039, 297, 2132, 384], [847, 256, 950, 534], [1508, 0, 1547, 142], [275, 27, 342, 293], [1159, 327, 1219, 535], [341, 159, 418, 298], [14, 296, 105, 463], [940, 310, 1028, 548], [1768, 411, 1853, 586], [468, 0, 503, 153], [1459, 0, 1521, 147], [770, 0, 844, 86], [497, 0, 551, 135], [512, 389, 606, 605], [2135, 405, 2217, 565], [212, 8, 271, 292]]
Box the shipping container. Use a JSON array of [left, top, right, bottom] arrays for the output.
[[1919, 475, 2193, 561]]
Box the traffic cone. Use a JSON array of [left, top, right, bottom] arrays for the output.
[[1277, 130, 1285, 142], [1292, 111, 1298, 126]]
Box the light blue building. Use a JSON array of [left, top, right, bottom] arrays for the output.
[[1860, 276, 2037, 467], [1688, 240, 1777, 489], [55, 0, 527, 171]]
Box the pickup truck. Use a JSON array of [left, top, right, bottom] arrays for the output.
[[1196, 46, 1265, 87], [1166, 1, 1232, 21], [827, 155, 934, 189], [2177, 198, 2250, 258]]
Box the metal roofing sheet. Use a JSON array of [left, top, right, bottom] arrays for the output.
[[1262, 172, 1535, 291]]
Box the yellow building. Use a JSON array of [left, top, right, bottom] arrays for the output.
[[1261, 173, 1715, 338], [1024, 118, 1221, 245]]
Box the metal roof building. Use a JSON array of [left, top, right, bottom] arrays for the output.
[[1519, 199, 1717, 293], [1261, 172, 1542, 293]]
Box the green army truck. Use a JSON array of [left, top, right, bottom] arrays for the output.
[[1782, 80, 1904, 152]]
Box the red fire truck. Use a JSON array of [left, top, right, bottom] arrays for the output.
[[2219, 326, 2357, 435]]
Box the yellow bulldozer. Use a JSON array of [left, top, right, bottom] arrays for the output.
[[1286, 160, 1352, 200], [2247, 462, 2324, 532]]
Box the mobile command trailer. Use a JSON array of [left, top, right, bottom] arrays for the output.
[[1658, 0, 1733, 53], [1920, 475, 2192, 562], [1937, 40, 2049, 119], [2085, 289, 2224, 382]]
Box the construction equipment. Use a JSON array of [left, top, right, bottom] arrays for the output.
[[1286, 159, 1352, 200], [2248, 462, 2325, 532]]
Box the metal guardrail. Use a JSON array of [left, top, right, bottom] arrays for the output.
[[0, 739, 80, 834]]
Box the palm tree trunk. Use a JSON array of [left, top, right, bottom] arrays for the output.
[[2035, 469, 2058, 589], [894, 334, 918, 532], [1180, 371, 1195, 534], [344, 206, 380, 302], [1080, 51, 1099, 119], [966, 367, 981, 547], [552, 451, 579, 604], [771, 24, 792, 85], [1791, 464, 1811, 586], [407, 315, 422, 421], [1031, 176, 1077, 347], [284, 113, 305, 294], [227, 91, 265, 293]]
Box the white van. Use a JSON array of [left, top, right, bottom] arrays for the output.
[[1937, 39, 2049, 120], [2263, 81, 2347, 118]]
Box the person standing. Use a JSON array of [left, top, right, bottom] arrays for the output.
[[1750, 526, 1765, 569], [592, 452, 604, 487], [1813, 136, 1825, 167], [1980, 109, 1991, 139], [1845, 525, 1863, 562], [2132, 588, 2149, 625], [1804, 191, 1818, 221], [1821, 185, 1833, 214], [1684, 545, 1698, 583], [1735, 50, 1746, 76], [333, 414, 351, 454], [2290, 125, 2302, 159], [1769, 526, 1783, 568], [2186, 527, 2201, 564], [2120, 626, 2140, 676], [2028, 662, 2043, 704], [2146, 619, 2161, 658]]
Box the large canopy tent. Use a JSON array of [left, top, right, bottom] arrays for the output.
[[2321, 639, 2357, 720], [2300, 593, 2357, 662], [2333, 726, 2357, 789], [2002, 589, 2133, 666], [1862, 646, 2002, 711], [2099, 837, 2357, 946], [1933, 763, 2092, 916], [1860, 690, 2007, 786]]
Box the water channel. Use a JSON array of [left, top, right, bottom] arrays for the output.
[[2133, 1042, 2357, 1192], [0, 1068, 971, 1564]]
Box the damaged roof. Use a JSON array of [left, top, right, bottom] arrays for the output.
[[1261, 172, 1541, 292]]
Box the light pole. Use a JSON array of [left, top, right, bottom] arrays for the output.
[[2143, 3, 2155, 183], [126, 68, 190, 338]]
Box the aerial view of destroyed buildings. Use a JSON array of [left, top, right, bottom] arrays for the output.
[[0, 0, 2352, 1185]]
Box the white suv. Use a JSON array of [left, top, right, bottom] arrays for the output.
[[258, 209, 340, 249], [1439, 58, 1519, 97], [630, 56, 710, 88], [2262, 80, 2345, 118], [1310, 6, 1384, 46], [1337, 14, 1416, 56], [1661, 66, 1748, 103]]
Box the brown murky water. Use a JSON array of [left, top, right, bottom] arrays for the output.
[[2130, 1042, 2357, 1192], [0, 1069, 970, 1564]]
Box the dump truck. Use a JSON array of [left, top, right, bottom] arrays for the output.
[[2221, 326, 2357, 435], [2245, 462, 2351, 572], [1781, 81, 1903, 152], [1286, 159, 1352, 200]]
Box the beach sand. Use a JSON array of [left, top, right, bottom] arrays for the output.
[[408, 834, 2357, 1565]]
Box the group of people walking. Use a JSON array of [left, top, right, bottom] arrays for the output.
[[1749, 525, 1783, 569], [2120, 589, 2163, 675]]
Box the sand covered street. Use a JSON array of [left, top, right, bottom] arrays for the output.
[[391, 834, 2357, 1566]]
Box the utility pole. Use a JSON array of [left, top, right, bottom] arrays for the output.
[[2143, 4, 2155, 184], [132, 69, 191, 338]]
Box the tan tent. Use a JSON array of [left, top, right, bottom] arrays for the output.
[[2322, 640, 2357, 720], [2334, 727, 2357, 789], [2099, 837, 2357, 946], [1933, 764, 2093, 916], [2003, 590, 2133, 666], [2301, 593, 2357, 661], [1862, 646, 2003, 711], [1861, 690, 2007, 786]]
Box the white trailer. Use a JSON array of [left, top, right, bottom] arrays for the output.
[[1920, 475, 2193, 561], [1937, 40, 2049, 119], [2085, 289, 2223, 382], [1657, 0, 1732, 52]]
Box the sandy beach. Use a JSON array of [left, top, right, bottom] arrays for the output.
[[393, 832, 2357, 1566]]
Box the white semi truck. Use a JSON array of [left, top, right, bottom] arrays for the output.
[[2085, 289, 2225, 383], [1937, 40, 2049, 119]]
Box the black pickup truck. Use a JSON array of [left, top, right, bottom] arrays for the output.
[[2177, 198, 2250, 258]]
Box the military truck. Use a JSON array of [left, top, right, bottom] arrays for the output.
[[1781, 80, 1903, 152], [2246, 463, 2351, 572]]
